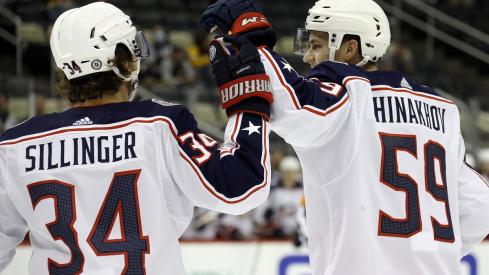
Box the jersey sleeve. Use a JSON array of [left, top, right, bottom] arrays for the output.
[[163, 107, 270, 215], [0, 151, 28, 272], [457, 133, 489, 256], [257, 47, 369, 147]]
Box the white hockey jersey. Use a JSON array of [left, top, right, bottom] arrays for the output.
[[0, 99, 270, 274], [258, 47, 489, 275]]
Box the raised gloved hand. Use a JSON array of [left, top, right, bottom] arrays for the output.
[[199, 0, 277, 48], [210, 34, 273, 120]]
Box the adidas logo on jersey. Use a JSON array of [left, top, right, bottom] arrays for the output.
[[73, 117, 93, 125], [400, 78, 413, 90]]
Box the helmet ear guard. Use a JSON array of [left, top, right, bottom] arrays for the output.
[[111, 59, 140, 101], [295, 0, 390, 66]]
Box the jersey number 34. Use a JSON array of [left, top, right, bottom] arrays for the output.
[[27, 170, 148, 275], [378, 133, 455, 243]]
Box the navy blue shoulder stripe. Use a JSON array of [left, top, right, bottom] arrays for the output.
[[260, 48, 349, 115], [309, 60, 369, 84], [176, 112, 268, 201], [367, 70, 449, 100], [0, 99, 186, 142]]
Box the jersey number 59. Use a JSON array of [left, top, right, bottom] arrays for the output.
[[378, 133, 455, 243]]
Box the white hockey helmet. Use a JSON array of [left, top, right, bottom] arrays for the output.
[[279, 156, 301, 172], [294, 0, 391, 67], [50, 2, 150, 99]]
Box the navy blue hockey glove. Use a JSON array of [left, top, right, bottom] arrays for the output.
[[199, 0, 277, 49], [210, 34, 273, 120]]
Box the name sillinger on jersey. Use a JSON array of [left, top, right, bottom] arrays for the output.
[[23, 131, 140, 173]]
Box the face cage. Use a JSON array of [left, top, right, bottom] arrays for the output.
[[132, 31, 150, 59], [294, 28, 311, 56]]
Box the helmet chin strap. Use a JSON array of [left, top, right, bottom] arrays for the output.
[[356, 55, 370, 67], [111, 60, 140, 101], [329, 46, 338, 62], [329, 46, 371, 67]]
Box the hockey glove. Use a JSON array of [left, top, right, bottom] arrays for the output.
[[199, 0, 277, 48], [210, 34, 273, 120]]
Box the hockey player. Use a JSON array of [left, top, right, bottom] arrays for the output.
[[200, 0, 489, 274], [0, 2, 273, 274]]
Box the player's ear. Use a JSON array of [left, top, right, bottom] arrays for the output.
[[344, 39, 360, 62]]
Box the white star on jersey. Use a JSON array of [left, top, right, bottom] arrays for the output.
[[282, 61, 294, 73], [242, 121, 261, 135]]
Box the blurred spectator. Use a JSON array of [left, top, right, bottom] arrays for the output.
[[378, 42, 414, 76], [270, 149, 285, 189], [159, 46, 201, 109], [186, 31, 214, 93], [0, 91, 17, 134], [187, 31, 211, 73], [154, 25, 170, 55], [141, 24, 173, 80], [161, 46, 197, 91], [294, 193, 308, 247], [180, 208, 220, 240], [36, 94, 45, 116], [257, 156, 303, 238], [218, 212, 255, 240]]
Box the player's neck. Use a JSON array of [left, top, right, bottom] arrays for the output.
[[347, 54, 377, 72], [73, 89, 130, 107], [362, 62, 377, 72]]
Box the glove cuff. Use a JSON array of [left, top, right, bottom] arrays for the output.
[[226, 97, 271, 121], [219, 74, 273, 110], [230, 12, 273, 35]]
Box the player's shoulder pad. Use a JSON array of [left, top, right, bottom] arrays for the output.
[[308, 60, 369, 84], [0, 113, 62, 143], [411, 81, 447, 99], [144, 99, 198, 133], [142, 99, 192, 121], [150, 98, 180, 107], [137, 98, 185, 116], [0, 100, 192, 143], [368, 71, 450, 101]]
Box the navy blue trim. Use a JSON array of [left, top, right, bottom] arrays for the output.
[[263, 48, 447, 108], [309, 60, 368, 84], [265, 49, 349, 112], [0, 100, 186, 142], [2, 99, 268, 201], [177, 111, 267, 199], [368, 70, 447, 99]]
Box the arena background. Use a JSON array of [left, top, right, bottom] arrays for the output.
[[1, 0, 489, 274]]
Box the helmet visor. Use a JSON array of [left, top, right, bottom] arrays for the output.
[[134, 31, 150, 59], [294, 28, 311, 56]]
